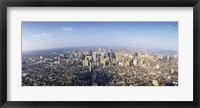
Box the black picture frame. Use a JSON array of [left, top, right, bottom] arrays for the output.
[[0, 0, 200, 108]]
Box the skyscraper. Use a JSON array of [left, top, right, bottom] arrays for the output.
[[89, 50, 93, 56], [83, 59, 89, 67], [93, 52, 97, 61]]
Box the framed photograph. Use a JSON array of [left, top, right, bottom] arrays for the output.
[[0, 0, 200, 108]]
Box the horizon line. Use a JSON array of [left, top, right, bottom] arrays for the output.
[[22, 46, 178, 52]]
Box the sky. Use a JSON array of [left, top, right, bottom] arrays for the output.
[[22, 22, 178, 51]]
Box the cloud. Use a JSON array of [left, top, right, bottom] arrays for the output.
[[31, 33, 54, 39], [62, 27, 73, 32]]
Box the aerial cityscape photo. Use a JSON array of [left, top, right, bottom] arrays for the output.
[[22, 22, 178, 86]]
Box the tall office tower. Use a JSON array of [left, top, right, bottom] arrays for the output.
[[82, 60, 85, 67], [112, 52, 116, 58], [110, 49, 114, 58], [93, 52, 97, 61], [115, 54, 119, 62], [83, 59, 89, 67], [89, 62, 92, 71], [108, 50, 113, 59], [108, 51, 111, 58], [89, 50, 93, 56]]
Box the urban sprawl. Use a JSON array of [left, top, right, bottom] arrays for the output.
[[22, 47, 178, 86]]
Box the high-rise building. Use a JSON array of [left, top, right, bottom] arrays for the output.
[[83, 59, 89, 67], [93, 52, 97, 61], [89, 62, 92, 71], [108, 49, 114, 58], [133, 59, 138, 66], [108, 51, 111, 59], [89, 50, 93, 56]]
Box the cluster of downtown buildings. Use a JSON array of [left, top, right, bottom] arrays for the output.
[[22, 47, 178, 86]]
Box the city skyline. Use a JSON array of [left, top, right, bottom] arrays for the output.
[[22, 22, 178, 51], [22, 47, 178, 86]]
